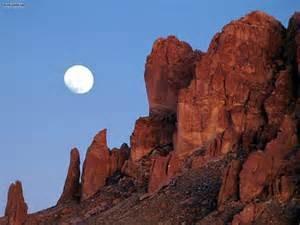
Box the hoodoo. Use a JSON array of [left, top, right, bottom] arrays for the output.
[[57, 148, 81, 204], [4, 181, 28, 225]]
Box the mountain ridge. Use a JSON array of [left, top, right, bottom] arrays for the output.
[[1, 10, 300, 225]]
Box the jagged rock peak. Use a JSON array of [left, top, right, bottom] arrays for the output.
[[93, 128, 108, 146], [81, 129, 130, 201], [57, 148, 81, 204], [5, 181, 28, 225], [239, 10, 282, 26], [145, 35, 202, 116], [81, 129, 110, 201]]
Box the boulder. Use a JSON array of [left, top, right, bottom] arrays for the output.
[[57, 148, 81, 204], [5, 181, 28, 225]]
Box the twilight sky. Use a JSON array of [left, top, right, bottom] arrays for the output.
[[0, 0, 298, 214]]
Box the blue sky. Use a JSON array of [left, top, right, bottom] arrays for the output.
[[0, 0, 298, 214]]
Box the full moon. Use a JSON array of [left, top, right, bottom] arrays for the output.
[[64, 65, 94, 94]]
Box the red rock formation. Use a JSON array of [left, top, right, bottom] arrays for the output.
[[147, 151, 185, 194], [231, 203, 262, 225], [57, 148, 81, 204], [145, 35, 201, 116], [81, 130, 130, 201], [130, 116, 175, 162], [110, 143, 130, 176], [239, 115, 298, 203], [166, 152, 182, 178], [238, 151, 268, 203], [5, 181, 28, 225], [81, 129, 111, 200], [273, 175, 295, 203], [121, 159, 138, 179], [1, 10, 300, 225], [175, 11, 291, 159], [217, 160, 241, 206], [231, 200, 296, 225], [148, 154, 172, 193]]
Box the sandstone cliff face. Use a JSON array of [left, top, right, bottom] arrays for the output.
[[5, 181, 28, 225], [57, 148, 81, 204], [145, 35, 201, 116], [148, 154, 172, 193], [175, 11, 293, 159], [130, 116, 175, 162]]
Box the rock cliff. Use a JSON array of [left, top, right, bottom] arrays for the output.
[[1, 10, 300, 225]]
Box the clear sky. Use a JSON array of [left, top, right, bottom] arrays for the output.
[[0, 0, 298, 214]]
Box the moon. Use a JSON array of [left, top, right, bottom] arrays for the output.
[[64, 65, 94, 94]]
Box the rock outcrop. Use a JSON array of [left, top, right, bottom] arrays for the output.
[[231, 203, 262, 225], [81, 129, 111, 200], [5, 181, 28, 225], [57, 148, 81, 204], [130, 116, 175, 162], [147, 152, 184, 194], [110, 143, 130, 176], [217, 160, 241, 206], [239, 115, 298, 203], [175, 11, 292, 159], [81, 130, 130, 200], [148, 154, 172, 193], [145, 35, 202, 116]]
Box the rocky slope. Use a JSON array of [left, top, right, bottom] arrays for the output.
[[1, 11, 300, 225]]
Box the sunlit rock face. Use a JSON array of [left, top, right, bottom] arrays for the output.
[[81, 129, 111, 200], [81, 130, 130, 201], [5, 181, 28, 225], [130, 116, 175, 162], [145, 35, 202, 116], [175, 11, 294, 159], [132, 36, 202, 163]]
